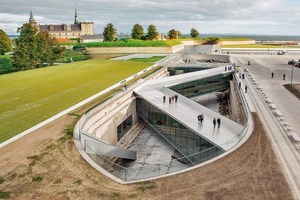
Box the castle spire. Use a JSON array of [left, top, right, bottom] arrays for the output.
[[29, 10, 38, 28], [29, 10, 35, 23], [74, 4, 79, 24]]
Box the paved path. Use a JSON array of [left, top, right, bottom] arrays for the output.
[[231, 54, 300, 199], [134, 67, 244, 151]]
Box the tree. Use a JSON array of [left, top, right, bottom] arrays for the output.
[[13, 23, 64, 70], [0, 29, 13, 55], [13, 23, 39, 70], [168, 29, 182, 39], [190, 28, 200, 38], [146, 24, 159, 40], [131, 24, 144, 40], [103, 23, 117, 42], [36, 31, 65, 66]]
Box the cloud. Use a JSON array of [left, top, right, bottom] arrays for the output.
[[0, 0, 300, 35]]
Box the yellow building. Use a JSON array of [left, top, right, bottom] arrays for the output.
[[28, 9, 94, 39]]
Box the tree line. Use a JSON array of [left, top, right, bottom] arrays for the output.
[[0, 23, 200, 74], [103, 23, 199, 41]]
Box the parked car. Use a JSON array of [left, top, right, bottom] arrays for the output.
[[278, 50, 287, 55], [288, 59, 295, 65]]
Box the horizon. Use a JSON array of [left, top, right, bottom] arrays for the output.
[[1, 0, 300, 36]]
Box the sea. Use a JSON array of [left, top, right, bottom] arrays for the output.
[[191, 34, 300, 42]]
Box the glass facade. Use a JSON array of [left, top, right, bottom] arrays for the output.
[[117, 115, 133, 141], [169, 74, 231, 98], [168, 67, 211, 76], [137, 98, 224, 165]]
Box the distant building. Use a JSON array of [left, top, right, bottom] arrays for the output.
[[80, 35, 104, 43], [28, 8, 94, 39]]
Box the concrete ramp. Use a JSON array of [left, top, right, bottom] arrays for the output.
[[81, 132, 137, 160]]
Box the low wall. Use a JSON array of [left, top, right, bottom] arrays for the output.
[[218, 40, 255, 45], [189, 54, 230, 63], [86, 44, 184, 54], [82, 93, 138, 145]]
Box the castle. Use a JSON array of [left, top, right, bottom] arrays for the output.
[[28, 9, 94, 39]]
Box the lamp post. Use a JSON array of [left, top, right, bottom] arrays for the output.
[[291, 64, 294, 85]]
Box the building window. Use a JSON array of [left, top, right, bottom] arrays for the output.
[[117, 115, 133, 141], [136, 98, 224, 164]]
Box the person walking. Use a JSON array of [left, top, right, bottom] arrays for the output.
[[271, 72, 274, 79], [197, 115, 201, 124], [245, 85, 248, 93], [163, 96, 166, 103], [175, 94, 178, 103], [169, 97, 171, 104], [217, 118, 221, 128], [213, 118, 216, 128], [283, 73, 286, 80]]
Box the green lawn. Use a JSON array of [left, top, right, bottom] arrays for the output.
[[74, 39, 182, 49], [128, 56, 166, 62], [0, 59, 151, 143]]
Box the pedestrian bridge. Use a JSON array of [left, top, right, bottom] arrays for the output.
[[74, 64, 250, 182], [134, 66, 245, 165]]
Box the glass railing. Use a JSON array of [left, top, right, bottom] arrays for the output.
[[84, 127, 247, 182], [80, 70, 251, 183]]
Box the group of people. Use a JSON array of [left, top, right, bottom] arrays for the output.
[[213, 118, 221, 128], [197, 114, 204, 124], [225, 66, 233, 71], [238, 81, 248, 93], [183, 59, 191, 63], [271, 72, 286, 80], [163, 94, 178, 104], [197, 114, 221, 128]]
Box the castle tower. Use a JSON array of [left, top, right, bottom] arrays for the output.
[[74, 6, 79, 24], [29, 10, 38, 28], [29, 10, 36, 24]]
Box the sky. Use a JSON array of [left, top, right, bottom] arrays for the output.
[[1, 0, 300, 36]]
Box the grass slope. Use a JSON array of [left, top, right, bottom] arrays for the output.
[[128, 56, 166, 62], [0, 59, 151, 143], [74, 39, 181, 48]]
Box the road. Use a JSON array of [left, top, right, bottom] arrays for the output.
[[231, 54, 300, 199]]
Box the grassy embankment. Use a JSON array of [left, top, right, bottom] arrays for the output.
[[73, 39, 182, 49], [128, 56, 166, 62], [0, 59, 152, 143]]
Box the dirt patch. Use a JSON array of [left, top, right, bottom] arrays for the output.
[[284, 84, 300, 100], [0, 111, 294, 200]]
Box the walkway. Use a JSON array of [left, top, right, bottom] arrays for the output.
[[231, 54, 300, 199], [134, 66, 244, 151]]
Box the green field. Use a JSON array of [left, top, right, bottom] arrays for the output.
[[0, 59, 151, 143], [74, 39, 182, 49], [128, 56, 166, 62]]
